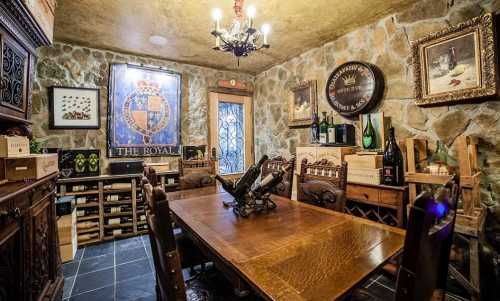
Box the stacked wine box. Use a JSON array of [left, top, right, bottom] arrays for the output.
[[344, 153, 383, 185]]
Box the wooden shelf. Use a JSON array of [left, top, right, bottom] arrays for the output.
[[103, 188, 132, 194], [77, 214, 99, 221], [78, 238, 101, 247], [77, 227, 100, 234], [104, 222, 133, 229], [76, 202, 99, 208], [103, 200, 132, 206], [57, 190, 99, 197], [104, 211, 133, 218]]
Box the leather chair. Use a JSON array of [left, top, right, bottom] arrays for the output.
[[350, 179, 460, 301], [297, 158, 347, 212], [261, 156, 295, 198], [179, 159, 216, 190]]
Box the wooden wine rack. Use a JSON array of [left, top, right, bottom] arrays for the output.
[[56, 171, 180, 247]]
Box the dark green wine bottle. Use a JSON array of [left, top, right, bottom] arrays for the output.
[[311, 113, 319, 143], [362, 113, 376, 149], [319, 111, 328, 144], [328, 112, 336, 144]]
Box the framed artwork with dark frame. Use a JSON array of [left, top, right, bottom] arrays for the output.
[[413, 14, 497, 106], [288, 80, 318, 127], [48, 86, 100, 129], [107, 64, 182, 158]]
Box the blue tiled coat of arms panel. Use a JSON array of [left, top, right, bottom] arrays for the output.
[[108, 64, 181, 157]]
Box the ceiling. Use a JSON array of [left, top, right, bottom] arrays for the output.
[[54, 0, 418, 75]]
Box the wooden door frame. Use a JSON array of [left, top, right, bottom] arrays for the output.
[[208, 91, 254, 176]]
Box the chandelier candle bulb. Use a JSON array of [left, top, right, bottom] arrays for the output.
[[247, 5, 256, 28], [262, 23, 270, 45], [212, 8, 222, 31]]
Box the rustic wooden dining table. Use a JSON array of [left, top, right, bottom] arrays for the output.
[[166, 186, 406, 301]]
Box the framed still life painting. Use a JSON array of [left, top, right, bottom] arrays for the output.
[[288, 80, 317, 127], [413, 14, 497, 106], [107, 64, 182, 157], [49, 86, 100, 129]]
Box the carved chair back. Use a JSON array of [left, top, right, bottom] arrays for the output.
[[261, 156, 295, 198], [146, 185, 187, 301], [394, 180, 460, 301], [179, 159, 216, 190], [297, 158, 348, 212]]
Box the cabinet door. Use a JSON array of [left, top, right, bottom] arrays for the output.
[[0, 28, 30, 121], [0, 221, 24, 300], [30, 196, 53, 300]]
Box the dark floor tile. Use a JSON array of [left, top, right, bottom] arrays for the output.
[[376, 274, 396, 290], [62, 261, 79, 278], [74, 249, 84, 262], [83, 241, 114, 259], [116, 246, 146, 265], [141, 235, 151, 246], [69, 284, 114, 301], [365, 282, 394, 300], [72, 267, 114, 296], [116, 272, 156, 301], [78, 253, 114, 275], [63, 276, 75, 299], [116, 258, 152, 282], [116, 237, 143, 251]]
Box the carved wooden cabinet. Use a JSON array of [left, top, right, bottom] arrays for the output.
[[0, 174, 63, 301], [0, 0, 52, 124]]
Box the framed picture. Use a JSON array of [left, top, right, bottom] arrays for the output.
[[359, 112, 391, 151], [107, 64, 182, 157], [49, 86, 100, 129], [413, 14, 496, 106], [288, 80, 317, 127], [182, 145, 207, 160]]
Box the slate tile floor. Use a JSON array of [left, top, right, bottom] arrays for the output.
[[63, 235, 470, 301], [62, 235, 155, 301]]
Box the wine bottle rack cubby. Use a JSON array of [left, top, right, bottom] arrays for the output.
[[56, 171, 179, 246]]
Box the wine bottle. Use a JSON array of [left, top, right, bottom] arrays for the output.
[[319, 111, 328, 144], [328, 112, 336, 144], [252, 162, 293, 196], [76, 208, 99, 217], [383, 127, 404, 186], [232, 155, 268, 196], [362, 114, 376, 149], [311, 113, 320, 144]]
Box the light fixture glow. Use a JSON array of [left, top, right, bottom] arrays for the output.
[[246, 5, 256, 18], [149, 35, 167, 46], [261, 23, 270, 35], [212, 8, 222, 21]]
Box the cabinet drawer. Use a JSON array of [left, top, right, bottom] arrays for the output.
[[347, 184, 380, 204], [379, 190, 402, 206]]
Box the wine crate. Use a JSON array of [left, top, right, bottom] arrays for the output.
[[2, 154, 58, 181], [0, 135, 29, 158], [144, 162, 170, 173], [344, 154, 383, 169], [347, 168, 382, 185]]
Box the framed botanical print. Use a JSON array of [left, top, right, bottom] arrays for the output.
[[107, 64, 182, 158], [413, 14, 497, 106], [288, 80, 317, 127], [49, 86, 100, 129]]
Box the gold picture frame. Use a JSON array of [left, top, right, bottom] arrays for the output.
[[288, 80, 318, 127], [413, 14, 497, 106]]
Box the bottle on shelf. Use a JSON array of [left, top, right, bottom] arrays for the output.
[[137, 224, 148, 231], [76, 208, 99, 217], [107, 217, 131, 225], [72, 184, 98, 192], [383, 127, 405, 186], [311, 112, 320, 144], [427, 140, 458, 175], [362, 113, 376, 150], [319, 111, 328, 144], [106, 194, 119, 202], [328, 112, 336, 144]]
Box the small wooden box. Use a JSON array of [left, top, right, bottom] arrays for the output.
[[145, 162, 170, 173], [3, 154, 58, 181], [0, 135, 29, 158], [316, 146, 357, 165], [345, 154, 383, 169], [347, 168, 382, 185]]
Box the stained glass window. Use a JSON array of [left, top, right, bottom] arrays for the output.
[[218, 101, 245, 175]]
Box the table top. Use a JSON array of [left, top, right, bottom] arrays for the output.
[[167, 187, 405, 301]]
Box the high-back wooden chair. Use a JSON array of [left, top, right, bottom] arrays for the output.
[[146, 186, 187, 301], [351, 179, 460, 301], [261, 156, 295, 198], [178, 159, 216, 190], [297, 158, 348, 212]]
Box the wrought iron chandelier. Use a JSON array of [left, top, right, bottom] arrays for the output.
[[211, 0, 270, 65]]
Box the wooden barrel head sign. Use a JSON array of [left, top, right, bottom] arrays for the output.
[[326, 61, 384, 117]]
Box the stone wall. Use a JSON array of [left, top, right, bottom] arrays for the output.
[[254, 0, 500, 204], [32, 42, 253, 171]]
